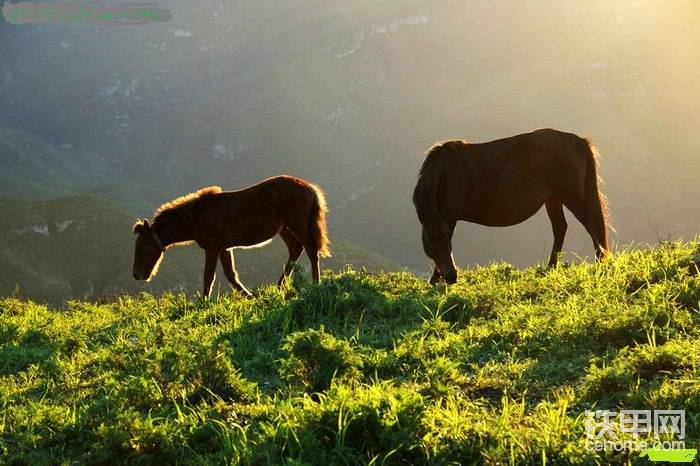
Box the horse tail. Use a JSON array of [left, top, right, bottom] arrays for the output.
[[580, 137, 611, 256], [413, 143, 450, 235], [307, 183, 331, 257]]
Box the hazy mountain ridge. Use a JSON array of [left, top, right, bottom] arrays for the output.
[[0, 126, 118, 198], [1, 1, 699, 271]]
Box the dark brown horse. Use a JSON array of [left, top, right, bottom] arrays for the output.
[[413, 128, 610, 285], [132, 176, 331, 297]]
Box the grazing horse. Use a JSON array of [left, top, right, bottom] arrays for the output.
[[413, 128, 610, 285], [132, 176, 331, 297]]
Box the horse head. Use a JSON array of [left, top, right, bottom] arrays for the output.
[[132, 218, 164, 281]]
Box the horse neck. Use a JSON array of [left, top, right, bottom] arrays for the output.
[[152, 219, 192, 247]]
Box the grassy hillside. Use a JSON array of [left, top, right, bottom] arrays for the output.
[[0, 194, 204, 304], [0, 126, 121, 200], [1, 242, 699, 465], [0, 194, 399, 305]]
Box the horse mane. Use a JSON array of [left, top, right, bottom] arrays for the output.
[[418, 140, 470, 189], [153, 186, 222, 225], [426, 139, 469, 158], [414, 140, 470, 232]]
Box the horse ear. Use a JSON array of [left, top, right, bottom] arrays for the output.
[[132, 218, 150, 234]]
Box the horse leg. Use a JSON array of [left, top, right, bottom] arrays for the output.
[[283, 213, 323, 283], [587, 221, 608, 261], [442, 221, 458, 284], [545, 197, 567, 267], [278, 228, 305, 286], [585, 202, 609, 261], [561, 197, 608, 262], [202, 249, 219, 298], [429, 267, 443, 285], [304, 245, 321, 283], [219, 249, 252, 297]]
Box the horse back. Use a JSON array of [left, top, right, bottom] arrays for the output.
[[190, 176, 314, 246], [442, 129, 590, 180], [420, 129, 593, 226]]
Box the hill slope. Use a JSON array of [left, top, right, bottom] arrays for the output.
[[0, 194, 399, 304], [1, 242, 699, 464], [0, 126, 121, 200]]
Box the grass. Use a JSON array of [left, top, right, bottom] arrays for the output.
[[1, 242, 699, 465]]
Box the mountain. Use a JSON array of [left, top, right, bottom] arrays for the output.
[[0, 125, 114, 198], [0, 194, 399, 304], [1, 1, 699, 271]]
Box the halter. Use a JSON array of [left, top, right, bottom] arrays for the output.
[[150, 228, 165, 251]]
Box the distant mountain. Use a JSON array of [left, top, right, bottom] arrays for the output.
[[1, 0, 699, 271], [0, 126, 117, 199], [0, 125, 178, 212], [0, 194, 399, 304]]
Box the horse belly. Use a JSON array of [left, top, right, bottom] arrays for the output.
[[461, 185, 549, 227], [226, 212, 284, 248]]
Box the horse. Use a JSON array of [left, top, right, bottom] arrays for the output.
[[132, 176, 331, 298], [413, 128, 610, 285]]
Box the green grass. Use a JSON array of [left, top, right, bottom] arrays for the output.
[[1, 242, 699, 465]]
